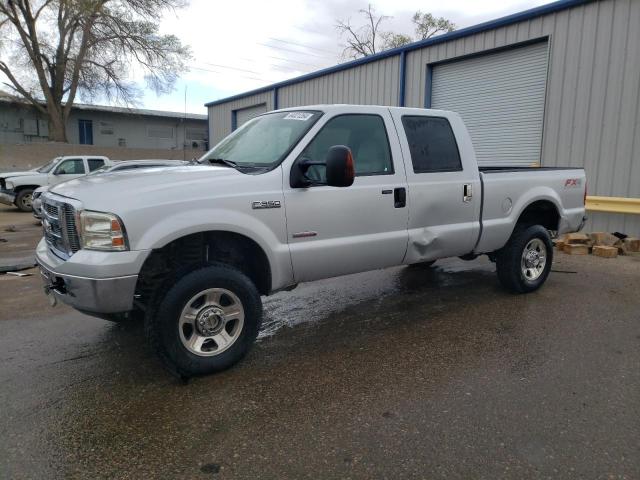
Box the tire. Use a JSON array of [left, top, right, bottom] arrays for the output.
[[15, 188, 34, 212], [495, 224, 553, 294], [145, 264, 262, 377]]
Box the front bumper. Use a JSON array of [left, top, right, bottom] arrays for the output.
[[0, 190, 15, 206], [32, 196, 42, 219], [36, 239, 142, 314]]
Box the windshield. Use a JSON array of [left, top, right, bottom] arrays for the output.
[[37, 157, 61, 173], [200, 110, 322, 168]]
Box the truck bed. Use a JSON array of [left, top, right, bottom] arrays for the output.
[[474, 166, 587, 254]]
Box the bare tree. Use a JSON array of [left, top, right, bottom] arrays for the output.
[[336, 4, 389, 59], [412, 11, 455, 40], [0, 0, 191, 142], [336, 5, 455, 59]]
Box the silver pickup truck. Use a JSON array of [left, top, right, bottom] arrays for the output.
[[36, 105, 586, 377]]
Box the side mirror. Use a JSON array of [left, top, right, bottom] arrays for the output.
[[325, 145, 354, 187], [290, 145, 355, 188]]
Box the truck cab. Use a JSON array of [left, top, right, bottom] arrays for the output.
[[0, 155, 111, 211]]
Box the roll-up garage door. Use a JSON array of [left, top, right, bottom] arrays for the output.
[[235, 103, 267, 129], [431, 41, 548, 167]]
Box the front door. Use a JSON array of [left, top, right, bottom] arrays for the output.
[[284, 110, 409, 283], [49, 158, 86, 185]]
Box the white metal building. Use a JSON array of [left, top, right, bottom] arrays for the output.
[[206, 0, 640, 233]]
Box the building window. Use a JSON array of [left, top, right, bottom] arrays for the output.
[[186, 128, 207, 141], [99, 121, 114, 135], [147, 126, 174, 139], [78, 119, 93, 145], [401, 116, 462, 173]]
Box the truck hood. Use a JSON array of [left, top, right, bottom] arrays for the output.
[[49, 165, 249, 210], [0, 170, 40, 180]]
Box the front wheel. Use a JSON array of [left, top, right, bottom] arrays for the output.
[[145, 265, 262, 377], [15, 188, 34, 212], [495, 225, 553, 293]]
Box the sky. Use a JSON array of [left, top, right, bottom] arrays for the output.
[[3, 0, 556, 115], [149, 0, 555, 114]]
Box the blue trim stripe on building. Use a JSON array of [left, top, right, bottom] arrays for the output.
[[398, 51, 407, 107], [204, 0, 592, 108], [424, 65, 433, 109]]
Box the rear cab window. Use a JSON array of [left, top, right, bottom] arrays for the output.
[[87, 158, 106, 171], [401, 116, 462, 173]]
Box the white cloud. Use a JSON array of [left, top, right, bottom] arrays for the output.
[[0, 0, 554, 114]]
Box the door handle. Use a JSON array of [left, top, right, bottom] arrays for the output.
[[463, 184, 473, 202], [394, 187, 406, 208]]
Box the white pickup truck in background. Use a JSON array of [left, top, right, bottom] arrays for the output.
[[0, 155, 112, 211], [36, 105, 587, 377]]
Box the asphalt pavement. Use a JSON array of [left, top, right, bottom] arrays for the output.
[[1, 207, 639, 479]]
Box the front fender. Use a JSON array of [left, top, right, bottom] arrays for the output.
[[131, 207, 293, 292]]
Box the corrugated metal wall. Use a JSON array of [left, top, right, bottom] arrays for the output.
[[405, 0, 640, 233], [277, 55, 400, 108], [208, 91, 273, 144], [208, 0, 640, 234]]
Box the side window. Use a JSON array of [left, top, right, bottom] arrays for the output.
[[87, 158, 105, 171], [299, 114, 393, 182], [401, 116, 462, 173], [55, 158, 85, 175]]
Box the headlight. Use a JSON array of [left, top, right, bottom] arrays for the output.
[[79, 210, 128, 251], [5, 181, 14, 190], [32, 191, 42, 200]]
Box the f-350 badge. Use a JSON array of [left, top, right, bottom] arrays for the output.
[[252, 200, 281, 209]]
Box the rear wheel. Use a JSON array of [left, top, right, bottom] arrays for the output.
[[495, 224, 553, 293], [15, 188, 34, 212], [145, 264, 262, 377]]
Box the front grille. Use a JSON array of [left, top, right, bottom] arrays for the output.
[[44, 203, 58, 218], [42, 197, 81, 259]]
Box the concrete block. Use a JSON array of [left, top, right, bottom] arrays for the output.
[[563, 244, 589, 255], [592, 245, 618, 258], [623, 238, 640, 253], [566, 233, 590, 244], [588, 232, 619, 247]]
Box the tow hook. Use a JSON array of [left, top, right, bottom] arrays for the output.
[[43, 278, 66, 307]]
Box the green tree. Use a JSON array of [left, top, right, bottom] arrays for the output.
[[336, 4, 455, 59], [412, 11, 456, 40], [0, 0, 191, 142]]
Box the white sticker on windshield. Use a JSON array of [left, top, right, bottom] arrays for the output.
[[283, 112, 313, 121]]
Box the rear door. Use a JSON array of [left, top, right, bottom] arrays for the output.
[[390, 110, 481, 262], [283, 108, 409, 282]]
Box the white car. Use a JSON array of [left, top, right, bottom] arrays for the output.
[[31, 159, 189, 219], [0, 156, 111, 212]]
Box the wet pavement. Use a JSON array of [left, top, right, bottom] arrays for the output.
[[1, 212, 639, 479]]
